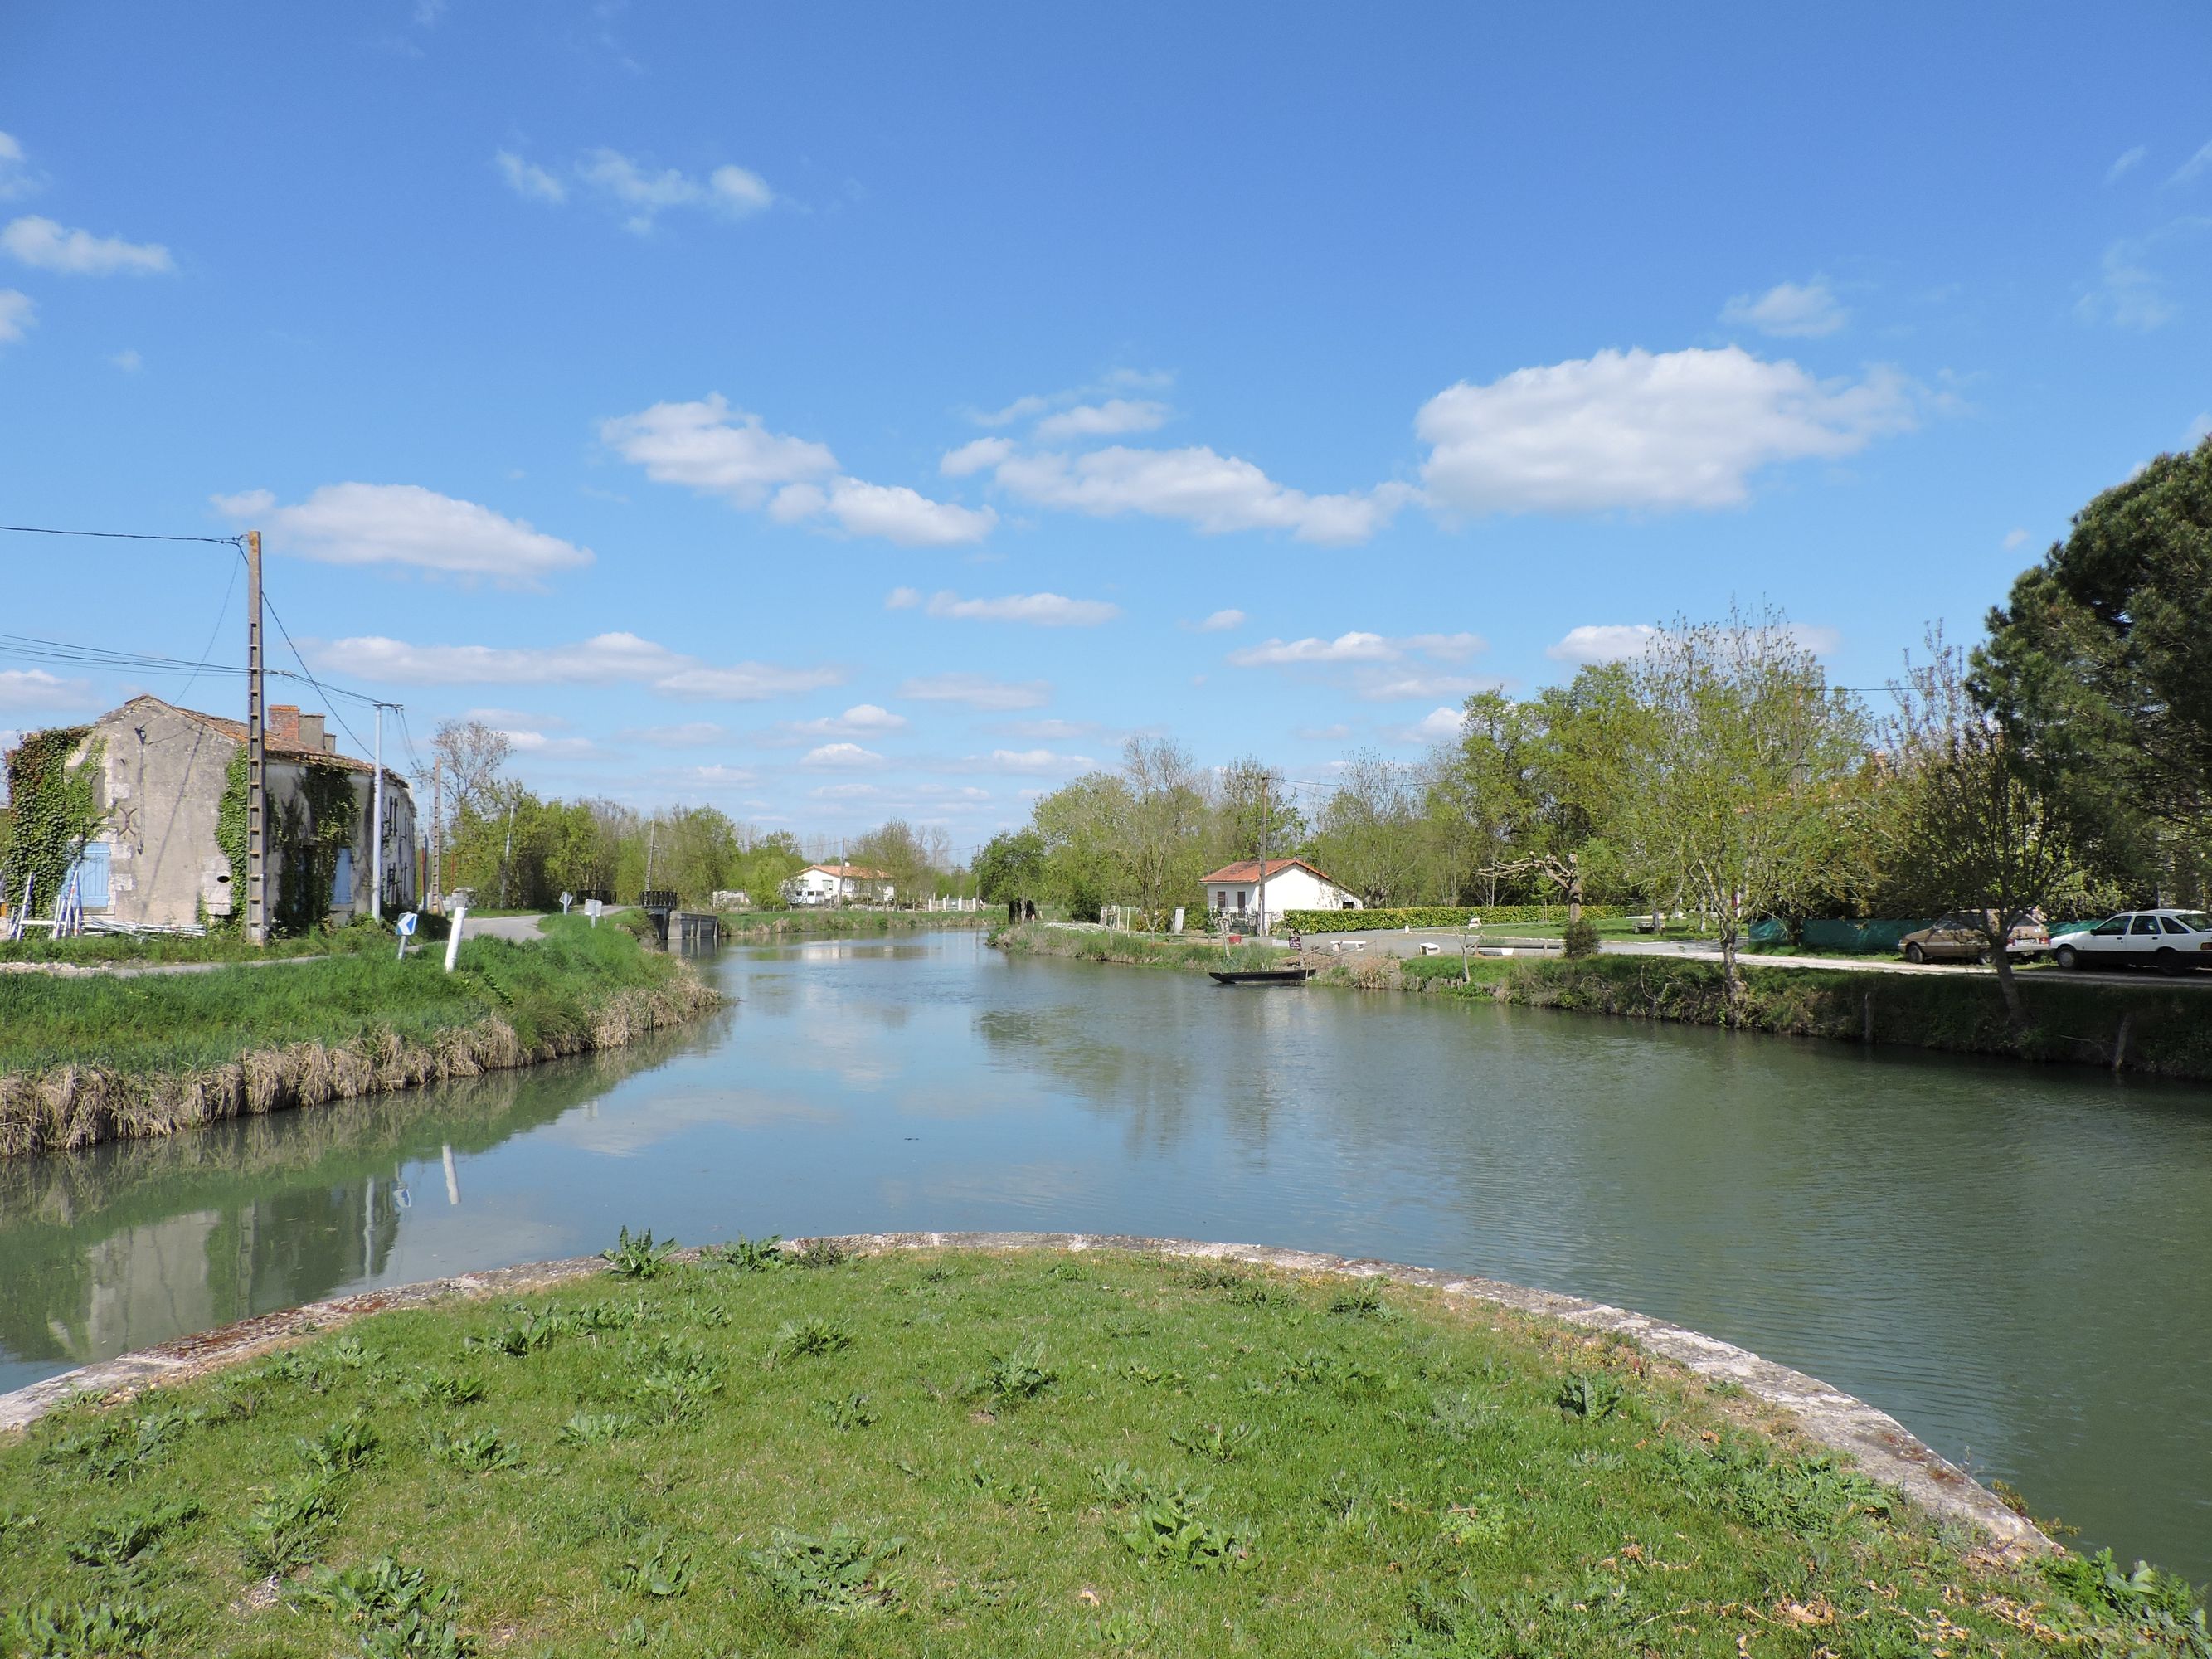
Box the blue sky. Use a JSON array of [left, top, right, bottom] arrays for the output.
[[3, 2, 2209, 852]]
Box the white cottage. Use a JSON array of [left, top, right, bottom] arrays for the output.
[[786, 863, 893, 907], [1200, 858, 1361, 928]]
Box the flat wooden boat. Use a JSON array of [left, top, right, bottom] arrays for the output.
[[1208, 967, 1316, 985]]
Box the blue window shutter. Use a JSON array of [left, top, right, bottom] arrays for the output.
[[331, 847, 352, 908], [70, 841, 111, 908]]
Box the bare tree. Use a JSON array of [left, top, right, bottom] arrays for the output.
[[1311, 750, 1427, 906], [425, 719, 512, 822], [1881, 627, 2099, 1029]]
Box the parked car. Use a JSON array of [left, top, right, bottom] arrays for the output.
[[2050, 909, 2212, 973], [1897, 912, 2049, 964]]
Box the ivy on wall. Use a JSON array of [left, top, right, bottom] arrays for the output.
[[0, 727, 105, 912], [209, 744, 250, 930], [270, 760, 360, 937]]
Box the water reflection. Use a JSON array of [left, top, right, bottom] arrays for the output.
[[0, 932, 2206, 1580]]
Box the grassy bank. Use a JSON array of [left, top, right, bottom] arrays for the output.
[[0, 917, 719, 1158], [994, 923, 2212, 1079], [7, 1243, 2200, 1657]]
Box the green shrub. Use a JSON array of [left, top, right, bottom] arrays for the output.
[[1562, 917, 1601, 958], [1279, 905, 1629, 935]]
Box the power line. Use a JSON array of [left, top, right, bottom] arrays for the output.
[[0, 523, 245, 547], [173, 552, 243, 707], [261, 591, 372, 758]]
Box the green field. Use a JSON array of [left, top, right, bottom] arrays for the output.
[[7, 1243, 2200, 1657]]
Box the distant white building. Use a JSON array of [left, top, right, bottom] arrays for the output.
[[1200, 858, 1361, 927], [787, 863, 893, 907]]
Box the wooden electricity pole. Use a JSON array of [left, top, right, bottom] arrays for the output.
[[245, 530, 269, 943], [430, 757, 443, 911]]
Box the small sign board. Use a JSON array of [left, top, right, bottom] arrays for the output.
[[395, 910, 418, 959], [560, 891, 575, 914], [585, 898, 604, 925]]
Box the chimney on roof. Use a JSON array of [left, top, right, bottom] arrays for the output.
[[323, 733, 337, 755], [267, 704, 301, 745], [296, 712, 326, 752]]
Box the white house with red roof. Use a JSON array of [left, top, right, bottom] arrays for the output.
[[787, 863, 894, 906], [1199, 858, 1361, 927]]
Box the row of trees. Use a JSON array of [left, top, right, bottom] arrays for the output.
[[420, 720, 964, 912], [980, 437, 2212, 1021]]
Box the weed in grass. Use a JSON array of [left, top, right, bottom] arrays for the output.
[[1707, 1376, 1747, 1398], [1167, 1422, 1254, 1464], [39, 1408, 189, 1483], [2, 1597, 166, 1657], [300, 1555, 475, 1658], [568, 1299, 645, 1334], [816, 1394, 878, 1432], [607, 1533, 694, 1598], [64, 1498, 202, 1574], [1118, 1360, 1187, 1389], [298, 1410, 381, 1476], [693, 1303, 732, 1328], [1422, 1388, 1495, 1443], [1328, 1282, 1388, 1317], [1181, 1267, 1248, 1292], [0, 1505, 36, 1543], [255, 1349, 333, 1392], [328, 1336, 380, 1370], [966, 1461, 1048, 1514], [600, 1227, 678, 1280], [1091, 1462, 1163, 1507], [747, 1524, 904, 1613], [236, 1471, 342, 1574], [965, 1340, 1056, 1409], [792, 1238, 849, 1270], [2043, 1549, 2212, 1652], [467, 1306, 571, 1359], [427, 1426, 522, 1472], [556, 1413, 637, 1447], [625, 1333, 726, 1422], [711, 1233, 789, 1272], [1118, 1487, 1255, 1573], [209, 1379, 265, 1421], [396, 1369, 487, 1408], [1554, 1372, 1625, 1420], [767, 1316, 853, 1367], [1437, 1499, 1512, 1549]]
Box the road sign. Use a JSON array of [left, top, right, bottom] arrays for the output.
[[395, 910, 418, 960]]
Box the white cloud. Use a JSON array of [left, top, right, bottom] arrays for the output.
[[601, 395, 835, 506], [1, 215, 172, 275], [786, 704, 908, 739], [1407, 706, 1469, 743], [0, 132, 43, 201], [682, 763, 756, 786], [0, 289, 32, 345], [1547, 624, 1657, 664], [1228, 630, 1478, 669], [945, 748, 1094, 776], [2167, 139, 2212, 189], [898, 672, 1050, 710], [315, 631, 842, 702], [916, 590, 1121, 626], [1418, 346, 1914, 515], [108, 348, 141, 372], [498, 728, 599, 759], [973, 392, 1051, 426], [213, 482, 592, 585], [621, 721, 727, 748], [2002, 527, 2031, 551], [605, 395, 992, 546], [577, 148, 774, 231], [2078, 235, 2182, 330], [1355, 674, 1491, 703], [1195, 608, 1245, 632], [1545, 620, 1837, 665], [464, 708, 571, 730], [1720, 278, 1849, 338], [1033, 399, 1171, 440], [800, 742, 883, 769], [995, 445, 1409, 545], [940, 436, 1014, 476], [884, 586, 921, 609], [805, 478, 996, 547], [2107, 145, 2148, 185], [2184, 412, 2212, 447], [0, 667, 91, 710], [991, 718, 1093, 741], [494, 149, 566, 203]]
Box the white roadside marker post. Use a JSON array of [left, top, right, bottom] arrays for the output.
[[444, 904, 468, 973]]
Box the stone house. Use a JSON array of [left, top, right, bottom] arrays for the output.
[[37, 695, 416, 932]]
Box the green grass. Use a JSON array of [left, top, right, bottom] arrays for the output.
[[0, 917, 687, 1076], [7, 1246, 2199, 1657], [0, 920, 397, 968]]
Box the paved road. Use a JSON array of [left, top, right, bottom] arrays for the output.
[[1296, 926, 2212, 991], [459, 912, 552, 942]]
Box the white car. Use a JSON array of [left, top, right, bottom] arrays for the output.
[[2050, 909, 2212, 974]]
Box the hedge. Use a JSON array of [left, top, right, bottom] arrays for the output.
[[1278, 904, 1631, 933]]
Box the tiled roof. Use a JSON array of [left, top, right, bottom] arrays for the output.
[[116, 695, 403, 783], [800, 864, 892, 879], [1198, 857, 1339, 885]]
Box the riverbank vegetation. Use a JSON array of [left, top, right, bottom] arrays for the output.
[[972, 441, 2212, 1017], [7, 1243, 2200, 1657], [994, 922, 2212, 1079], [0, 917, 718, 1158]]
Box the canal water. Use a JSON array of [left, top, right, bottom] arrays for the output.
[[2, 931, 2207, 1579]]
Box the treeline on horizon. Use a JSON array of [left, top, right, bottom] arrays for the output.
[[436, 438, 2207, 1005]]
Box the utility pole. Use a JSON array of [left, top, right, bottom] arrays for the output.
[[245, 530, 268, 944], [1257, 771, 1269, 938], [430, 758, 443, 911], [370, 703, 385, 923]]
